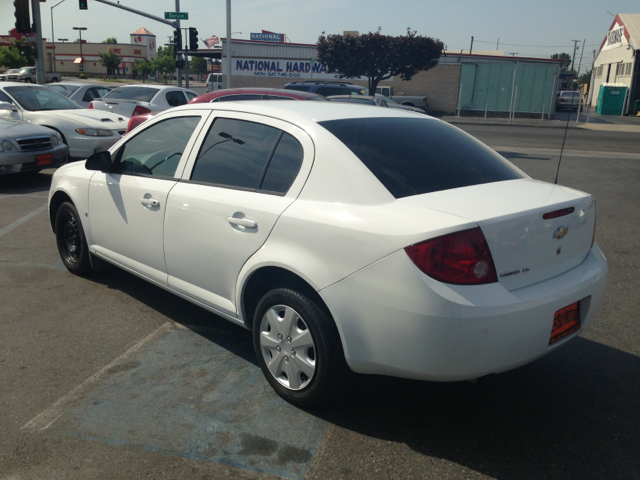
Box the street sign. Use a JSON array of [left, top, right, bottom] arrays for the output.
[[165, 12, 188, 20]]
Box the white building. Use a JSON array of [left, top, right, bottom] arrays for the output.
[[590, 14, 640, 113]]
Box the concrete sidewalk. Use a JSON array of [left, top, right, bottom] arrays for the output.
[[442, 113, 640, 133]]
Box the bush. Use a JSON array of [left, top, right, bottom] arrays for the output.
[[79, 73, 87, 79]]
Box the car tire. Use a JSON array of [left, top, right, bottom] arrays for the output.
[[55, 201, 92, 276], [253, 288, 347, 406], [24, 78, 31, 83]]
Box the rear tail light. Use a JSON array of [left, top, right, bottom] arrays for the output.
[[405, 227, 498, 285], [88, 102, 93, 109], [132, 105, 151, 116]]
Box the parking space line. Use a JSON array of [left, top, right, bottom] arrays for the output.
[[0, 203, 48, 239], [0, 260, 65, 270], [22, 322, 174, 433], [0, 194, 48, 201]]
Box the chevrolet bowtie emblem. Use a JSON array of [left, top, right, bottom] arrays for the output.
[[553, 226, 569, 239]]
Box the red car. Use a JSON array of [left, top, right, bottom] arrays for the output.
[[189, 88, 328, 104]]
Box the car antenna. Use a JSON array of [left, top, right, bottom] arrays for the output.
[[554, 82, 578, 184]]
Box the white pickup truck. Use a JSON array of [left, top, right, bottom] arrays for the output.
[[5, 67, 61, 83], [375, 86, 428, 110]]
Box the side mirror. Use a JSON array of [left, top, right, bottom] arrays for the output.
[[85, 150, 112, 172], [0, 102, 17, 112]]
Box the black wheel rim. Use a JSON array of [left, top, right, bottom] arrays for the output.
[[60, 211, 81, 264]]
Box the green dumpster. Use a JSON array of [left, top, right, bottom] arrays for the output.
[[596, 84, 628, 115]]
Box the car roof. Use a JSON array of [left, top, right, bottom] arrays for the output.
[[110, 84, 193, 92], [190, 88, 324, 103], [327, 95, 376, 100], [173, 99, 433, 124]]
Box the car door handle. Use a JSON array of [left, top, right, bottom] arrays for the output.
[[227, 217, 257, 229], [140, 197, 160, 207]]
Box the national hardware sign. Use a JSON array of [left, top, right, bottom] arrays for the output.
[[229, 58, 366, 80], [250, 32, 284, 43], [602, 24, 627, 51]]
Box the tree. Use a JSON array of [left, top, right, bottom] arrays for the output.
[[317, 28, 444, 94], [578, 69, 592, 86], [132, 59, 154, 82], [190, 56, 206, 78], [153, 46, 176, 80], [102, 37, 118, 44], [551, 53, 572, 73], [99, 47, 122, 75], [0, 44, 29, 69]]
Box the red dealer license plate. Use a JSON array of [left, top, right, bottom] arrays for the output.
[[36, 154, 52, 166], [550, 302, 580, 344]]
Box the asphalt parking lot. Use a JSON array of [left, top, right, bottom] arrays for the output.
[[1, 125, 639, 479]]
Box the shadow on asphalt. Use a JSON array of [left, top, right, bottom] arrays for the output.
[[498, 151, 551, 161], [0, 170, 53, 195], [89, 267, 639, 480]]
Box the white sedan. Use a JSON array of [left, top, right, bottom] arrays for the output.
[[47, 82, 112, 108], [89, 84, 198, 117], [48, 102, 607, 406], [0, 82, 128, 160]]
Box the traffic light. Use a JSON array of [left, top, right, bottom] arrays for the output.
[[173, 29, 182, 52], [18, 45, 32, 57], [14, 0, 31, 34], [189, 27, 198, 52], [176, 59, 185, 69], [79, 0, 87, 10]]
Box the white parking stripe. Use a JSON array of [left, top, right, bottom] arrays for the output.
[[0, 203, 48, 239], [21, 322, 174, 432]]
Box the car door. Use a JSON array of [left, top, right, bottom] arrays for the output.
[[88, 110, 210, 285], [164, 112, 313, 316]]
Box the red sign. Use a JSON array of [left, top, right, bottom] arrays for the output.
[[112, 48, 121, 54], [134, 49, 141, 55]]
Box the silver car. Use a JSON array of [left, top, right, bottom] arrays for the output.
[[0, 69, 20, 82], [47, 83, 112, 108], [0, 116, 68, 174]]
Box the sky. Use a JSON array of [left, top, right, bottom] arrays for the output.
[[1, 0, 638, 75]]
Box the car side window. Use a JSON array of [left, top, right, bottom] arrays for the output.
[[260, 132, 303, 194], [96, 87, 110, 98], [316, 86, 340, 96], [266, 95, 296, 100], [82, 87, 100, 102], [0, 91, 13, 103], [112, 116, 201, 178], [165, 90, 188, 107], [191, 118, 281, 190], [185, 91, 197, 101]]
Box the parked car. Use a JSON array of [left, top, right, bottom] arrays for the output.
[[190, 88, 328, 104], [556, 91, 581, 111], [205, 73, 223, 92], [5, 66, 61, 83], [0, 69, 21, 81], [0, 83, 128, 160], [327, 94, 427, 114], [0, 116, 68, 174], [89, 85, 198, 118], [124, 113, 154, 134], [47, 83, 112, 108], [375, 86, 429, 110], [284, 80, 367, 96], [48, 102, 607, 406]]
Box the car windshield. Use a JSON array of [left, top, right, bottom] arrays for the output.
[[47, 85, 80, 97], [319, 117, 522, 198], [104, 86, 160, 102], [18, 67, 32, 73], [4, 85, 82, 111]]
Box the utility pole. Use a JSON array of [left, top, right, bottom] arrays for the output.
[[571, 39, 580, 74], [496, 37, 499, 50], [30, 0, 46, 84], [469, 36, 474, 55], [226, 0, 232, 89], [175, 0, 182, 87]]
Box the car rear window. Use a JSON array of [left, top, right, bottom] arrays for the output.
[[329, 98, 376, 105], [319, 117, 522, 198], [104, 86, 160, 102]]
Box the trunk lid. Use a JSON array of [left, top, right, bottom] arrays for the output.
[[400, 179, 595, 291]]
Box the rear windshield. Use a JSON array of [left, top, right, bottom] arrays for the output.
[[319, 117, 521, 198], [104, 86, 160, 102], [329, 98, 376, 105]]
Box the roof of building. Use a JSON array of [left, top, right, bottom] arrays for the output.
[[131, 28, 155, 36], [600, 14, 640, 50]]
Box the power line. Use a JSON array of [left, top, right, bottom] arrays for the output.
[[474, 39, 603, 49]]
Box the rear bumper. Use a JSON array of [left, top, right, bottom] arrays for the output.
[[320, 244, 607, 381]]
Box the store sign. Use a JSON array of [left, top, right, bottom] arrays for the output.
[[250, 33, 283, 43], [228, 58, 368, 80], [602, 25, 627, 51]]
